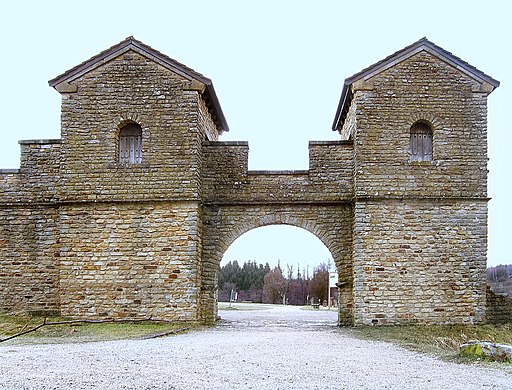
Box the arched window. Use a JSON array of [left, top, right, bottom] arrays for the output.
[[410, 122, 433, 162], [119, 123, 142, 164]]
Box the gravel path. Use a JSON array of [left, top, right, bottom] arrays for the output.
[[1, 304, 511, 389]]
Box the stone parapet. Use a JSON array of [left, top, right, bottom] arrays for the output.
[[487, 287, 512, 324], [202, 140, 354, 204], [0, 171, 21, 202]]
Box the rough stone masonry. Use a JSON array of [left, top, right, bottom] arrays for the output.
[[0, 37, 501, 325]]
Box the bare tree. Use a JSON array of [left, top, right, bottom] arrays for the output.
[[308, 263, 329, 304], [287, 263, 294, 280], [263, 266, 287, 304], [487, 265, 512, 296]]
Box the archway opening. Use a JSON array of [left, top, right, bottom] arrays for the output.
[[217, 225, 339, 326]]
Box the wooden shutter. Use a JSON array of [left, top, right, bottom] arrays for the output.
[[119, 123, 142, 164], [410, 123, 433, 162]]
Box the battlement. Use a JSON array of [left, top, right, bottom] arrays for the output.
[[202, 140, 354, 204]]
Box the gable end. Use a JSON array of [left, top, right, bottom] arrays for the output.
[[48, 37, 229, 134], [332, 38, 500, 132]]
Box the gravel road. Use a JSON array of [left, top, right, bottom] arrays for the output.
[[1, 304, 511, 389]]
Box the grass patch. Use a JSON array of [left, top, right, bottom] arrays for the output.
[[349, 323, 512, 362], [0, 313, 196, 344]]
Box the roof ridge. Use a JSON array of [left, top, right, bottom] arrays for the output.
[[127, 37, 211, 84], [48, 36, 211, 87], [48, 37, 228, 133], [345, 37, 499, 86], [48, 37, 131, 86]]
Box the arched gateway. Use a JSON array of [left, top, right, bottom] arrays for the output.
[[0, 37, 499, 326]]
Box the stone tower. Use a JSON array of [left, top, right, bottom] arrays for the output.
[[332, 38, 499, 324], [0, 37, 228, 321]]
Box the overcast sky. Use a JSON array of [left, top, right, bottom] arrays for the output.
[[1, 1, 510, 268]]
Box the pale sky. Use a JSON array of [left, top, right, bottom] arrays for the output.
[[1, 1, 510, 267]]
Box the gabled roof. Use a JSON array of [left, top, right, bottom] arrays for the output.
[[332, 37, 500, 131], [49, 36, 229, 133]]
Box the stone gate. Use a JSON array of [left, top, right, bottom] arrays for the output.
[[0, 37, 499, 325]]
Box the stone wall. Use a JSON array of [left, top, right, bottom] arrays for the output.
[[0, 140, 61, 203], [0, 39, 498, 326], [0, 206, 59, 314], [487, 287, 512, 324], [19, 140, 61, 203], [58, 201, 201, 320], [0, 171, 21, 203], [353, 200, 487, 325], [0, 140, 62, 314]]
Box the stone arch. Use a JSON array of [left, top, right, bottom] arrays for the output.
[[200, 204, 354, 324], [115, 113, 146, 131], [113, 114, 148, 165], [220, 214, 342, 267], [113, 114, 148, 145], [407, 112, 444, 132]]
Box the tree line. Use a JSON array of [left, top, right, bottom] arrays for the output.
[[219, 262, 512, 305], [218, 260, 333, 305], [487, 264, 512, 296]]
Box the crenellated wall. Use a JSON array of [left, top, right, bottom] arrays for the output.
[[201, 140, 354, 204]]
